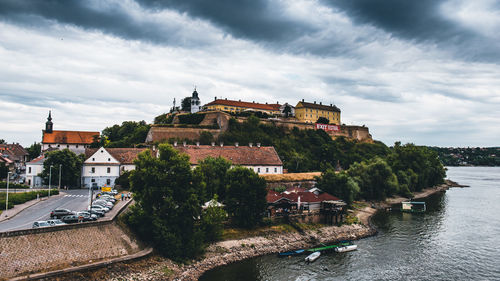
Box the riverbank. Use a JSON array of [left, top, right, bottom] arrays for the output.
[[58, 180, 457, 281]]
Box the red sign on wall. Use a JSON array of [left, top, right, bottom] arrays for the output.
[[315, 123, 340, 132]]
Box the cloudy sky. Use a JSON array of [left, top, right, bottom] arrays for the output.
[[1, 0, 499, 147]]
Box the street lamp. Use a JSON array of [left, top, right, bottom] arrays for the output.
[[58, 164, 62, 191], [5, 171, 11, 217], [49, 165, 53, 197]]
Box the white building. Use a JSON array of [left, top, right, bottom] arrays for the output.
[[25, 155, 45, 188], [81, 147, 150, 188], [190, 88, 201, 113], [173, 143, 283, 174], [41, 111, 100, 155]]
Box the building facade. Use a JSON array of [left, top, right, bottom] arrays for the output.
[[25, 155, 45, 188], [190, 88, 201, 113], [173, 143, 283, 174], [295, 100, 341, 124], [203, 98, 281, 115], [81, 147, 149, 188], [41, 111, 100, 155]]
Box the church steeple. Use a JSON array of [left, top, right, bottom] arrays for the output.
[[191, 87, 201, 113], [45, 111, 53, 133]]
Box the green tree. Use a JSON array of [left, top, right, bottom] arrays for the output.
[[26, 142, 41, 160], [102, 121, 151, 148], [317, 117, 329, 124], [315, 169, 359, 205], [201, 194, 227, 242], [225, 166, 267, 228], [126, 144, 204, 260], [348, 157, 399, 200], [0, 162, 8, 180], [282, 104, 292, 118], [41, 149, 84, 187], [154, 113, 174, 125], [193, 156, 232, 202], [181, 97, 191, 112], [0, 139, 5, 144], [114, 170, 132, 190], [199, 131, 214, 145]]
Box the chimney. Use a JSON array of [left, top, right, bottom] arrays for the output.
[[253, 101, 255, 103], [302, 99, 304, 102], [196, 142, 200, 147], [257, 143, 261, 148], [239, 99, 241, 102], [330, 104, 332, 106], [220, 142, 224, 147], [225, 98, 227, 100], [265, 102, 268, 104], [314, 101, 316, 104], [211, 142, 215, 147], [235, 142, 239, 147], [320, 102, 322, 105], [183, 141, 187, 147], [214, 96, 217, 100], [249, 142, 253, 147], [174, 141, 178, 147]]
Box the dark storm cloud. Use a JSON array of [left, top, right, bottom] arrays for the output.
[[136, 0, 316, 42], [0, 0, 210, 46], [323, 0, 500, 61]]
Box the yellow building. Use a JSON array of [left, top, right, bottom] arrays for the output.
[[203, 98, 281, 115], [295, 100, 341, 124]]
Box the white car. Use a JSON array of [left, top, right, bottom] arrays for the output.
[[94, 200, 113, 209], [89, 205, 109, 213], [32, 221, 51, 228]]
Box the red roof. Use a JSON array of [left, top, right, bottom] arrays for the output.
[[85, 148, 150, 164], [43, 130, 99, 144], [284, 186, 308, 194], [204, 99, 281, 112], [174, 145, 283, 166], [27, 155, 45, 164], [266, 190, 340, 204]]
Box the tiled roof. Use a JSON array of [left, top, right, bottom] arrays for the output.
[[266, 190, 341, 204], [174, 145, 283, 166], [0, 144, 28, 157], [85, 148, 150, 164], [42, 130, 100, 144], [27, 155, 45, 165], [204, 99, 281, 111], [297, 101, 341, 112], [0, 155, 14, 164]]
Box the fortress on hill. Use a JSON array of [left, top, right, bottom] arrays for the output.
[[146, 90, 372, 144]]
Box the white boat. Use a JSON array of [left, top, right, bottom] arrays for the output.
[[334, 245, 357, 253], [305, 251, 321, 262]]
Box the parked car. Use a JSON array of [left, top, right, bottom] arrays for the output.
[[61, 215, 80, 223], [90, 205, 109, 213], [94, 200, 113, 209], [46, 219, 66, 226], [50, 209, 75, 219], [77, 211, 97, 221], [32, 221, 51, 228], [86, 209, 105, 217], [99, 195, 116, 203]]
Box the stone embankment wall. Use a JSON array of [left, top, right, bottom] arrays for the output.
[[0, 222, 141, 280]]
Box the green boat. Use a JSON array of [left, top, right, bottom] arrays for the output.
[[306, 241, 352, 252]]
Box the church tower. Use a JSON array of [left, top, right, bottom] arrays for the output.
[[191, 88, 201, 113], [45, 111, 53, 133]]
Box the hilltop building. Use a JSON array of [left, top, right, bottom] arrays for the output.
[[174, 143, 283, 174], [81, 147, 150, 188], [190, 88, 201, 113], [203, 98, 281, 115], [295, 100, 341, 124], [25, 155, 45, 187], [41, 111, 100, 155]]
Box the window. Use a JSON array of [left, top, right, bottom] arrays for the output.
[[29, 167, 32, 173], [57, 144, 60, 147], [91, 179, 95, 183], [107, 167, 111, 173], [92, 158, 95, 161], [48, 144, 51, 148], [108, 158, 111, 161], [266, 168, 269, 173], [101, 150, 104, 153], [274, 167, 277, 173], [76, 145, 79, 148], [257, 168, 261, 173], [91, 167, 95, 173], [106, 179, 111, 185], [66, 145, 69, 148]]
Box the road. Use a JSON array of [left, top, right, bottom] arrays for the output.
[[0, 189, 93, 232]]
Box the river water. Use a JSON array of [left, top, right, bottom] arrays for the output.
[[200, 167, 500, 281]]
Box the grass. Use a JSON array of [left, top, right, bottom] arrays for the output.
[[162, 266, 175, 276], [343, 214, 360, 225]]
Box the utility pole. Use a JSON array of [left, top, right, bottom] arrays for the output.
[[5, 172, 11, 217], [58, 164, 62, 191], [49, 165, 53, 197]]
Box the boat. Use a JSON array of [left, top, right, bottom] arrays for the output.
[[306, 241, 351, 253], [278, 249, 305, 257], [305, 251, 321, 262], [401, 201, 426, 213], [334, 244, 358, 253]]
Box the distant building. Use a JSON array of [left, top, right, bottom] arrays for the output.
[[173, 143, 283, 174], [41, 111, 100, 155], [190, 88, 201, 113], [25, 155, 45, 188], [203, 98, 281, 115], [295, 100, 341, 124], [0, 143, 29, 171], [81, 147, 149, 188]]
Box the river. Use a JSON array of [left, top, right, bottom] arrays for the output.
[[200, 167, 500, 281]]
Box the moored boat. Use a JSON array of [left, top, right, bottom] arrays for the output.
[[278, 249, 305, 257], [305, 251, 321, 262], [334, 244, 358, 253], [401, 201, 426, 213]]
